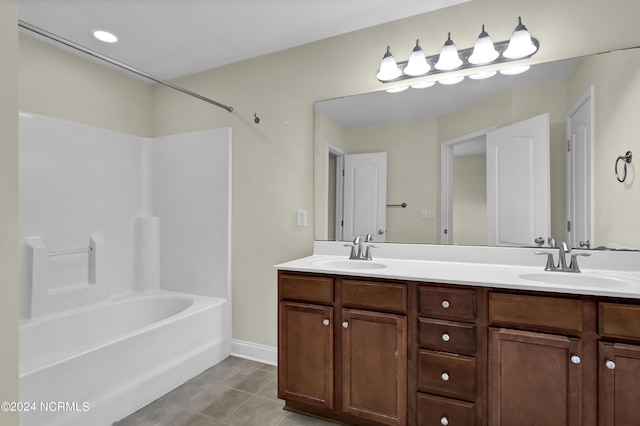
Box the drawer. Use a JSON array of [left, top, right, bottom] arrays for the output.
[[418, 318, 476, 355], [417, 393, 476, 426], [280, 273, 334, 304], [489, 292, 582, 333], [418, 350, 476, 402], [342, 279, 407, 312], [419, 286, 476, 321], [599, 302, 640, 341]]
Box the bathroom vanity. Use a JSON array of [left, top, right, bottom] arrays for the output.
[[276, 243, 640, 426]]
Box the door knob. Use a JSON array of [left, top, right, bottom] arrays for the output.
[[441, 300, 450, 309], [322, 319, 330, 326], [342, 321, 349, 328], [440, 416, 449, 426], [378, 229, 384, 235], [441, 333, 450, 342], [571, 355, 581, 364], [605, 360, 616, 370]]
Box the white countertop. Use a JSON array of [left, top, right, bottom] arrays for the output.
[[275, 242, 640, 299]]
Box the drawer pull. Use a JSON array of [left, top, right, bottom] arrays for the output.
[[342, 321, 349, 329], [441, 300, 450, 309], [441, 333, 451, 342], [440, 416, 449, 426], [571, 355, 581, 365], [322, 319, 330, 326], [605, 360, 616, 370], [441, 372, 450, 381]]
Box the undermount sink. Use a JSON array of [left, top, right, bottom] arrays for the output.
[[519, 272, 639, 288], [311, 259, 387, 270]]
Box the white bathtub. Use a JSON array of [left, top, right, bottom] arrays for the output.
[[19, 291, 230, 426]]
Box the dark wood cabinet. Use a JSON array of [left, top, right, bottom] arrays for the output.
[[278, 269, 640, 426], [278, 272, 408, 425], [488, 327, 583, 426], [342, 308, 407, 425], [278, 301, 333, 409], [598, 342, 640, 426]]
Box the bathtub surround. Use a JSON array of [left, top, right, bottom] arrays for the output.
[[18, 113, 232, 425], [19, 113, 232, 316]]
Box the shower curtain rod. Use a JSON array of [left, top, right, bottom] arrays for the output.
[[18, 20, 234, 113]]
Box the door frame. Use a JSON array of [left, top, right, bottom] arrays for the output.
[[327, 144, 345, 241], [440, 126, 496, 244], [566, 86, 595, 248]]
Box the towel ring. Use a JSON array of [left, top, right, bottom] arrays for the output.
[[615, 151, 632, 183]]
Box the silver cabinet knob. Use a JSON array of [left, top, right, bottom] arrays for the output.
[[441, 333, 450, 342], [441, 372, 450, 381], [440, 416, 449, 426], [378, 229, 384, 235], [441, 300, 450, 309], [322, 319, 330, 326], [342, 321, 349, 328], [571, 355, 581, 364], [605, 360, 616, 370]]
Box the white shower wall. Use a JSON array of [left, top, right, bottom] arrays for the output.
[[19, 113, 231, 318]]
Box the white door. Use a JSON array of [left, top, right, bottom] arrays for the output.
[[566, 87, 594, 249], [343, 153, 387, 242], [486, 114, 550, 246]]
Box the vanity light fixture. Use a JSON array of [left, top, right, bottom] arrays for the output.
[[434, 33, 463, 71], [404, 39, 431, 76], [503, 17, 538, 59], [376, 16, 538, 89], [376, 46, 402, 81], [92, 29, 118, 43], [469, 25, 499, 65]]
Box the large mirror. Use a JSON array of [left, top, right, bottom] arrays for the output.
[[314, 47, 640, 249]]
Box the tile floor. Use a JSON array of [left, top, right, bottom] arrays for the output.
[[113, 356, 337, 426]]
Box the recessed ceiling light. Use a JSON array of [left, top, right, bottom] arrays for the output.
[[92, 29, 118, 43]]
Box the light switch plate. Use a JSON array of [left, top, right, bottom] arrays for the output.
[[296, 209, 307, 227]]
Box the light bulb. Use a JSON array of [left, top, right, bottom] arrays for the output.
[[500, 65, 530, 75]]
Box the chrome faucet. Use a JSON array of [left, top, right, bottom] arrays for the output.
[[535, 241, 590, 273], [344, 234, 376, 260]]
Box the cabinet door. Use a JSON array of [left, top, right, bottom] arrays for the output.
[[489, 328, 582, 426], [342, 309, 407, 426], [278, 302, 333, 409], [599, 342, 640, 426]]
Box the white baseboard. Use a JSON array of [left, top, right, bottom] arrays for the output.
[[230, 339, 277, 366]]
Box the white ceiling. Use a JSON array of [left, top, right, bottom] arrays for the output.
[[18, 0, 468, 80]]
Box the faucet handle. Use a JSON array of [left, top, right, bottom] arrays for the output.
[[568, 252, 591, 273], [535, 251, 558, 271], [343, 244, 358, 260], [352, 235, 361, 245], [365, 233, 373, 242], [364, 245, 377, 260]]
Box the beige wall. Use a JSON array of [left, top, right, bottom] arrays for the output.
[[3, 3, 640, 398], [19, 36, 153, 136], [342, 120, 439, 243], [453, 154, 487, 245], [568, 49, 640, 248], [1, 1, 19, 424]]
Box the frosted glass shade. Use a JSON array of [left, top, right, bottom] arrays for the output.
[[386, 86, 409, 93], [500, 65, 530, 75], [404, 39, 431, 76], [376, 46, 402, 81], [469, 26, 499, 65], [469, 70, 497, 80], [503, 17, 537, 59], [435, 33, 463, 71], [410, 81, 436, 89], [438, 76, 464, 85]]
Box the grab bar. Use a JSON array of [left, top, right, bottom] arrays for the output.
[[47, 246, 93, 257]]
